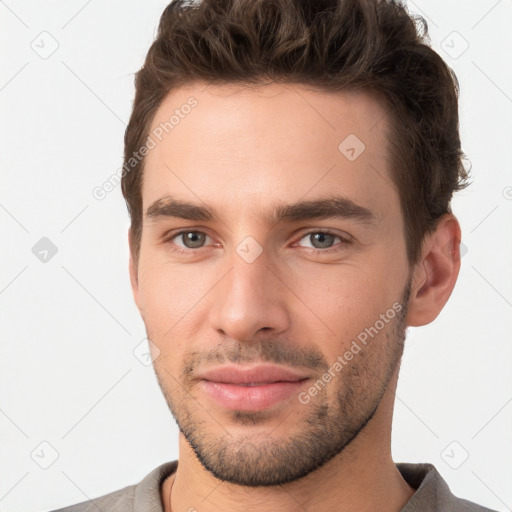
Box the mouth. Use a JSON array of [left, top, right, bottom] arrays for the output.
[[196, 364, 310, 411]]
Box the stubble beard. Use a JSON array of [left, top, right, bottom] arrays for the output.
[[152, 282, 411, 487]]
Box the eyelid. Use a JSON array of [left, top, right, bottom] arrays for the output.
[[162, 226, 213, 241], [293, 228, 352, 244]]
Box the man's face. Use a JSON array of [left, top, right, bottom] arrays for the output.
[[130, 82, 412, 486]]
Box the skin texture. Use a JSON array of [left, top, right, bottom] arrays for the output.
[[129, 82, 462, 512]]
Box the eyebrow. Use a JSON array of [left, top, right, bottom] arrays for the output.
[[145, 195, 377, 226]]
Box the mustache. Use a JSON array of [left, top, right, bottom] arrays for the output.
[[182, 338, 329, 377]]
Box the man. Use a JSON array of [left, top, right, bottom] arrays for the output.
[[54, 0, 497, 510]]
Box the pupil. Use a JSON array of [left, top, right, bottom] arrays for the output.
[[312, 233, 333, 248], [185, 232, 204, 248]]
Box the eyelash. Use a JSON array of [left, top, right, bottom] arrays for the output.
[[162, 229, 352, 256]]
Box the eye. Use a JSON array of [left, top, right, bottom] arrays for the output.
[[168, 230, 212, 250], [162, 229, 351, 257], [295, 231, 351, 253]]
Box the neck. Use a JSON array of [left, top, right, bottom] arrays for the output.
[[162, 368, 415, 512]]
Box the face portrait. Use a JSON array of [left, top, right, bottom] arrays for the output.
[[129, 82, 418, 486], [3, 1, 511, 512]]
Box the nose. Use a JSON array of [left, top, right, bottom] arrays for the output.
[[208, 251, 291, 342]]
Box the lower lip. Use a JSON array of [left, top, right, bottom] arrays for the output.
[[199, 380, 308, 411]]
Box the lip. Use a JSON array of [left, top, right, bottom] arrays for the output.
[[197, 364, 310, 411], [197, 364, 309, 384]]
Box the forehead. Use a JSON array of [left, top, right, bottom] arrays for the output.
[[147, 81, 390, 153], [142, 81, 398, 226]]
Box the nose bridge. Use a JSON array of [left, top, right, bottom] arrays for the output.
[[209, 244, 290, 340], [229, 248, 270, 303]]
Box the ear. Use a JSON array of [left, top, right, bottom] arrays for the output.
[[128, 228, 142, 314], [405, 213, 462, 327]]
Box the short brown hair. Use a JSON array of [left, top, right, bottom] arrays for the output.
[[122, 0, 469, 267]]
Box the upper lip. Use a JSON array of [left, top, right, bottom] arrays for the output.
[[197, 364, 310, 385]]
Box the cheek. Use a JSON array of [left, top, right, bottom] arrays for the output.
[[289, 259, 405, 353], [136, 257, 217, 340], [137, 269, 194, 373]]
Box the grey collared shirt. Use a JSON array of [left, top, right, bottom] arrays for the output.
[[50, 460, 498, 512]]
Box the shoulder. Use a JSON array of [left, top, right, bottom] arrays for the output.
[[48, 461, 178, 512], [397, 462, 499, 512], [50, 485, 135, 512]]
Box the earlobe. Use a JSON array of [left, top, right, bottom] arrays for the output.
[[405, 214, 462, 327]]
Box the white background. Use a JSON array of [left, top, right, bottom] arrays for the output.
[[1, 1, 511, 511]]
